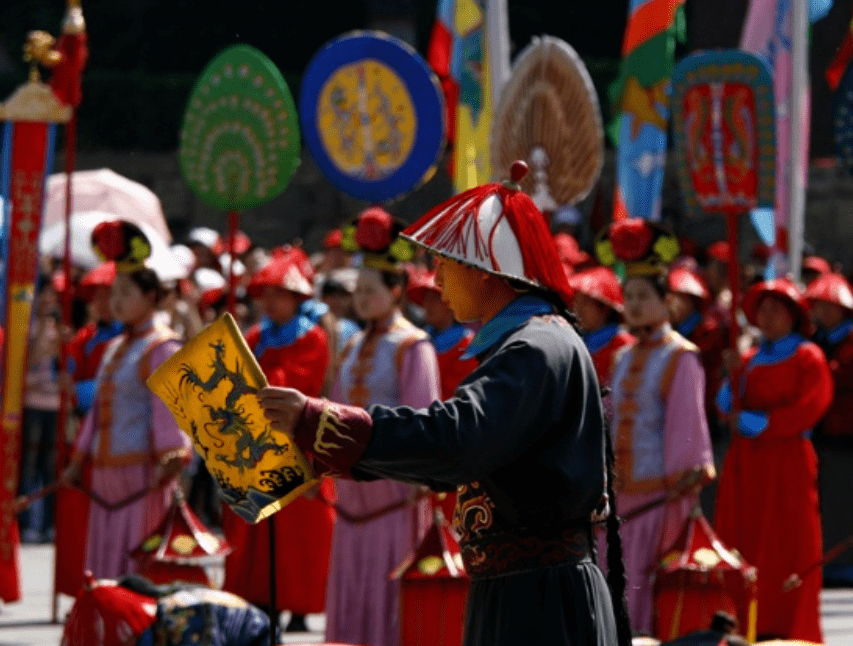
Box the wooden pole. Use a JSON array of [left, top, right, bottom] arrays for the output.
[[727, 211, 741, 413], [269, 518, 277, 645], [53, 112, 77, 623], [227, 209, 239, 315]]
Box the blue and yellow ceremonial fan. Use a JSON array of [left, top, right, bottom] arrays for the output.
[[299, 31, 446, 203]]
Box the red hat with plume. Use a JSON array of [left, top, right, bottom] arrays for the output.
[[594, 218, 680, 278], [568, 267, 623, 313], [402, 161, 574, 308]]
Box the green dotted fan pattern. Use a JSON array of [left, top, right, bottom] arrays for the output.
[[180, 45, 301, 211]]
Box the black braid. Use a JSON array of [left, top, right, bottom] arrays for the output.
[[603, 410, 632, 646], [542, 287, 633, 644]]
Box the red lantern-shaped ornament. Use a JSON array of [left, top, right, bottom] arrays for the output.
[[392, 510, 470, 646], [130, 491, 232, 586], [654, 509, 758, 643]]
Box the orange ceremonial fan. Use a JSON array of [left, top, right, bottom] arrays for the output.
[[491, 35, 604, 211]]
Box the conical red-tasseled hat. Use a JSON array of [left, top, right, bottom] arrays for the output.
[[402, 161, 574, 308], [60, 572, 157, 646]]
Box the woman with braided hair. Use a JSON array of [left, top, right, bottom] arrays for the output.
[[256, 162, 629, 646]]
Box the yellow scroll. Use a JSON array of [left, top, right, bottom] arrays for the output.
[[147, 313, 316, 523]]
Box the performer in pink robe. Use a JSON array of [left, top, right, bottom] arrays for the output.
[[598, 220, 715, 635], [61, 221, 191, 579], [324, 208, 440, 646]]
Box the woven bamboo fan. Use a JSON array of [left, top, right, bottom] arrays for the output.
[[492, 35, 604, 210]]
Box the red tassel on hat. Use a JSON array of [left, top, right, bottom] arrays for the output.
[[403, 161, 575, 308]]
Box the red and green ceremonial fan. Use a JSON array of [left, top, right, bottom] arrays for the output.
[[179, 44, 300, 309], [671, 50, 775, 411]]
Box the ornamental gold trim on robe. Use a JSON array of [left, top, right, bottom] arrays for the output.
[[147, 313, 316, 523]]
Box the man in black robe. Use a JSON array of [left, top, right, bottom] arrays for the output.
[[258, 163, 627, 646]]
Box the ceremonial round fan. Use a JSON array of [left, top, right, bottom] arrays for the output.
[[179, 44, 301, 212], [299, 31, 446, 203], [491, 35, 604, 210]]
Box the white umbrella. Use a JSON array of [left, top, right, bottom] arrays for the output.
[[44, 169, 172, 243], [39, 211, 188, 282]]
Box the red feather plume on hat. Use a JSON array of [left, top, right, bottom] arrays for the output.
[[402, 161, 574, 308]]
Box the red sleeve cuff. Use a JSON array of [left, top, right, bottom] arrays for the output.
[[293, 397, 374, 479]]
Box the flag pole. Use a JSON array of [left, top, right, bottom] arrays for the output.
[[789, 0, 808, 281], [486, 0, 511, 114], [50, 0, 88, 620]]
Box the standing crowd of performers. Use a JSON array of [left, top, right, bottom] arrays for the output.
[[11, 204, 853, 644]]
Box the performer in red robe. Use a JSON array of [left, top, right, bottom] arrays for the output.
[[568, 267, 633, 388], [55, 261, 123, 597], [715, 279, 831, 642], [805, 273, 853, 583], [223, 248, 334, 632]]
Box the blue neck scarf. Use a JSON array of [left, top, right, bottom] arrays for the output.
[[816, 318, 853, 347], [461, 295, 554, 360], [749, 332, 805, 368], [676, 311, 703, 339], [255, 299, 329, 357], [583, 323, 620, 354], [427, 322, 470, 354]]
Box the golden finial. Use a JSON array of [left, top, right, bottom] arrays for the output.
[[23, 31, 61, 81]]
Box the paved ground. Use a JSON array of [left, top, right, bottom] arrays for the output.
[[0, 545, 851, 645]]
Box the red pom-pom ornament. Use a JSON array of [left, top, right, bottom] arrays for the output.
[[510, 160, 529, 183], [610, 219, 653, 261], [355, 207, 394, 252], [92, 221, 127, 261]]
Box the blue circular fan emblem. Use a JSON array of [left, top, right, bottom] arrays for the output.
[[300, 31, 446, 203]]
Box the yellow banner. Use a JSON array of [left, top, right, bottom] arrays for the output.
[[147, 313, 316, 523]]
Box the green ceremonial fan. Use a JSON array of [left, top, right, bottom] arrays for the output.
[[179, 44, 300, 212], [178, 45, 303, 641]]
